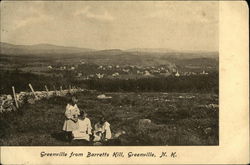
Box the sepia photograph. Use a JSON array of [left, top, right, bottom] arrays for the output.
[[0, 1, 220, 147]]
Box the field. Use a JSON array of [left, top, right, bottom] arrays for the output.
[[0, 43, 219, 146], [0, 91, 218, 146]]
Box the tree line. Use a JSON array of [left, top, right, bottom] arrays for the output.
[[79, 73, 218, 94], [0, 69, 218, 94]]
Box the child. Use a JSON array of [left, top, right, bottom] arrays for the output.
[[93, 116, 112, 142], [62, 96, 80, 141], [72, 111, 92, 141]]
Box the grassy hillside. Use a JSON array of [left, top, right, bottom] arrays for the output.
[[0, 91, 218, 146]]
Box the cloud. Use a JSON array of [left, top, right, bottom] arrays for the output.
[[1, 3, 53, 30], [14, 14, 52, 29], [14, 16, 52, 30], [1, 1, 218, 51], [74, 6, 115, 22], [148, 3, 218, 24]]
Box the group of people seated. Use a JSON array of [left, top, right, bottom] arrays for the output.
[[62, 96, 111, 143]]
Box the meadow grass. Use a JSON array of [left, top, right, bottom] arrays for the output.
[[0, 91, 218, 146]]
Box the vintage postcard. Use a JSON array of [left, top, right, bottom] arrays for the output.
[[0, 1, 249, 164]]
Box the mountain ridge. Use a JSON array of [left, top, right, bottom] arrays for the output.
[[0, 42, 218, 58], [0, 42, 95, 55]]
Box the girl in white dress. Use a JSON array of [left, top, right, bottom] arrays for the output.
[[72, 111, 92, 141], [93, 116, 112, 142], [62, 96, 80, 141]]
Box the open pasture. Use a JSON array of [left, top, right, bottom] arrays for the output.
[[0, 91, 218, 146]]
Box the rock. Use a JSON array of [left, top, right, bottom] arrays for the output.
[[204, 127, 212, 135], [27, 98, 36, 104], [97, 94, 112, 99], [139, 119, 151, 126], [6, 95, 12, 100], [113, 130, 126, 138]]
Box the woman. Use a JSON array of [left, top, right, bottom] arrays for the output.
[[93, 116, 112, 142], [62, 96, 80, 141]]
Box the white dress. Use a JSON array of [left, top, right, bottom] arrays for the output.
[[72, 117, 92, 141], [62, 104, 80, 131], [93, 121, 112, 141]]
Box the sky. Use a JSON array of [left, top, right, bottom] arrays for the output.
[[0, 1, 219, 51]]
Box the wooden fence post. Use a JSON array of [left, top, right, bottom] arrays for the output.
[[69, 85, 71, 94], [53, 85, 57, 95], [60, 86, 63, 95], [12, 86, 19, 108], [45, 85, 49, 96], [29, 83, 38, 99]]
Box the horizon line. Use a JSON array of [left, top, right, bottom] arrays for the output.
[[0, 41, 219, 53]]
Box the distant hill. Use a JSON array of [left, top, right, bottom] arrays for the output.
[[0, 42, 218, 69], [91, 49, 124, 56], [127, 47, 217, 55], [126, 48, 175, 53], [1, 42, 218, 58], [0, 42, 95, 56]]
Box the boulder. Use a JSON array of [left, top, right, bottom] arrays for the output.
[[97, 94, 112, 99], [138, 119, 151, 126], [113, 130, 126, 138], [6, 95, 12, 100], [27, 98, 36, 104]]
